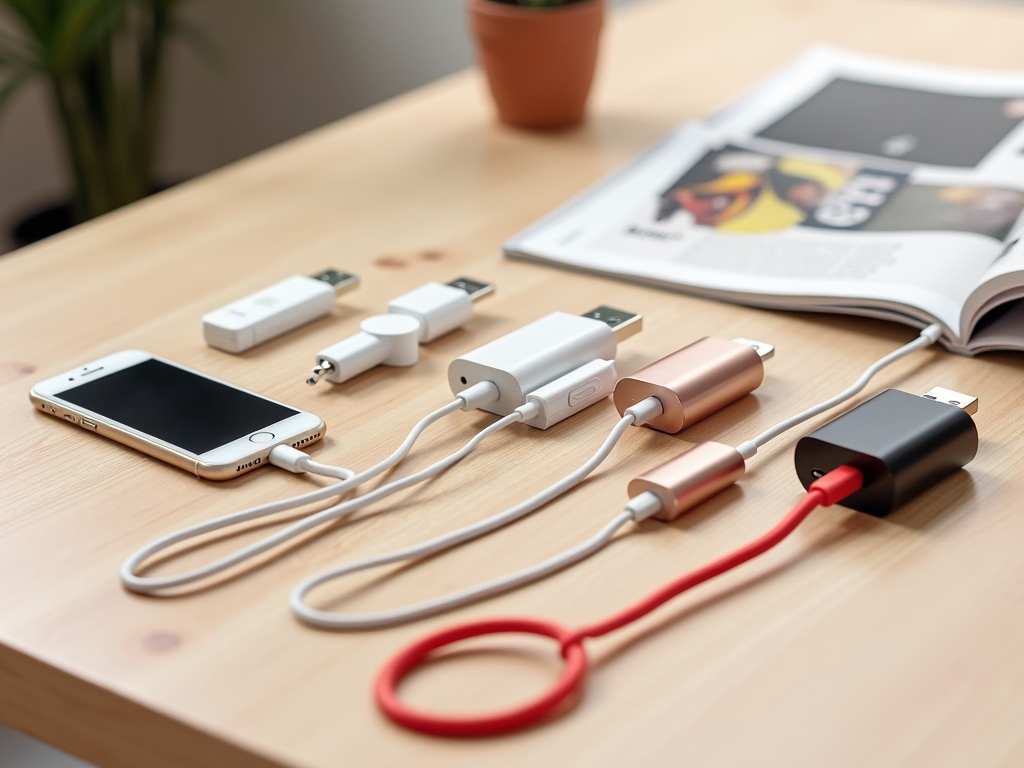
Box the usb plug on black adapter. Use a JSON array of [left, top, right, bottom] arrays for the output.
[[794, 387, 979, 516]]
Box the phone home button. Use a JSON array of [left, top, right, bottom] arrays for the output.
[[249, 431, 275, 443]]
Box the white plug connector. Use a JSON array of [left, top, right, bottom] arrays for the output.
[[307, 277, 494, 385], [307, 314, 421, 385], [389, 282, 473, 343], [522, 359, 619, 429], [448, 306, 642, 416]]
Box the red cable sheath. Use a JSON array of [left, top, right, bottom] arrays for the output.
[[375, 466, 863, 738], [562, 488, 825, 646]]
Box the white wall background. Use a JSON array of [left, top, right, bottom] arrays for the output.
[[0, 0, 478, 254]]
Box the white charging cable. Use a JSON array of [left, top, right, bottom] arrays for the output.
[[121, 381, 501, 593], [289, 395, 664, 629], [735, 323, 942, 459], [121, 353, 629, 595], [288, 325, 942, 628]]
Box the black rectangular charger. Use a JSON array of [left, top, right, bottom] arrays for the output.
[[794, 387, 979, 516]]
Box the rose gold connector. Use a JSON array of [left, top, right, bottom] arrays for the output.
[[628, 442, 746, 521], [612, 337, 773, 434]]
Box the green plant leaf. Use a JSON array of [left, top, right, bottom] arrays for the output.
[[0, 0, 214, 222]]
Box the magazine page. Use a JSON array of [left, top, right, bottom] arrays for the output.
[[709, 46, 1024, 184], [966, 299, 1024, 353], [959, 236, 1024, 342], [507, 47, 1024, 348], [508, 123, 1018, 342]]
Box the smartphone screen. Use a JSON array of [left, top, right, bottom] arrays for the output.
[[54, 358, 297, 455]]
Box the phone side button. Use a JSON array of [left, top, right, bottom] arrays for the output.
[[64, 414, 77, 424], [81, 419, 97, 430]]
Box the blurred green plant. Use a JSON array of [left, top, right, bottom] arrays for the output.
[[0, 0, 206, 223]]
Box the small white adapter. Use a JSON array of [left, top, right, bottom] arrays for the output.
[[203, 269, 358, 353], [307, 277, 494, 385], [448, 306, 642, 417]]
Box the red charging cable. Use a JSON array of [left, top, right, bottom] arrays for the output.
[[375, 465, 863, 737]]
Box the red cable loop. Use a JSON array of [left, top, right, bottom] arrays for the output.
[[376, 467, 862, 738], [375, 618, 587, 737]]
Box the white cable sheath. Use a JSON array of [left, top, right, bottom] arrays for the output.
[[290, 396, 665, 629], [734, 323, 942, 460], [290, 328, 944, 629], [295, 511, 636, 629], [121, 389, 503, 593]]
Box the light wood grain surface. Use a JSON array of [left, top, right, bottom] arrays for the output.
[[3, 0, 1024, 765]]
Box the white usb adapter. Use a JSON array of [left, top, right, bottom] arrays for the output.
[[448, 306, 642, 421], [307, 277, 495, 385], [203, 269, 359, 353]]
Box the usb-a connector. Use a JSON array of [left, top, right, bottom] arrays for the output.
[[311, 269, 360, 294], [580, 306, 643, 342], [922, 386, 978, 415], [447, 277, 495, 302]]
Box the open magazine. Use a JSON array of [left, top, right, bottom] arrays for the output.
[[506, 47, 1024, 354]]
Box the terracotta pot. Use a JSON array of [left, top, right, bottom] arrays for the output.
[[469, 0, 605, 130]]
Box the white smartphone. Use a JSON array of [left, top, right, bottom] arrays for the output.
[[30, 350, 325, 480]]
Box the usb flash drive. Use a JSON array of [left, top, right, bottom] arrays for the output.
[[448, 306, 642, 417], [203, 269, 359, 353], [794, 387, 979, 516], [614, 337, 774, 434], [307, 277, 494, 385]]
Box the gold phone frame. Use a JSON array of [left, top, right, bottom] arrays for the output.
[[30, 350, 325, 480]]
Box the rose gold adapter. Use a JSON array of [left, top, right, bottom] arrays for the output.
[[612, 337, 774, 434], [628, 442, 746, 521]]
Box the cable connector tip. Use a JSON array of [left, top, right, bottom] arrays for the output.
[[581, 306, 642, 342], [808, 465, 863, 506], [306, 360, 334, 386], [446, 277, 495, 302], [920, 323, 943, 343]]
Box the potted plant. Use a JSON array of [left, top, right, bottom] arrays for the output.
[[469, 0, 605, 130], [0, 0, 201, 246]]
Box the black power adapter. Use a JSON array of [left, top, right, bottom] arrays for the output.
[[794, 387, 978, 516]]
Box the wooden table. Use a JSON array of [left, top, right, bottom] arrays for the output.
[[3, 0, 1024, 765]]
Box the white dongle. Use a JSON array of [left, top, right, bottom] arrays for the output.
[[448, 306, 642, 420], [306, 277, 495, 385], [203, 269, 359, 353]]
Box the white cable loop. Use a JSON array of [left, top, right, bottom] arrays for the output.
[[121, 397, 484, 593], [735, 324, 942, 460], [294, 511, 635, 629], [291, 412, 640, 629]]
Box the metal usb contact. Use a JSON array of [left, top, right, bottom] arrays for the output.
[[921, 386, 979, 415], [311, 269, 360, 294], [447, 277, 496, 301], [581, 306, 643, 342]]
